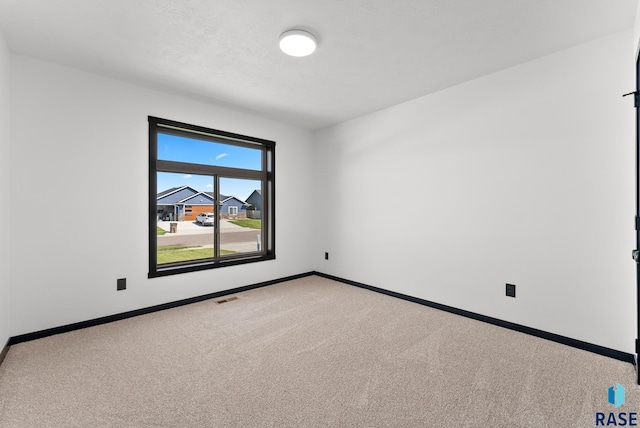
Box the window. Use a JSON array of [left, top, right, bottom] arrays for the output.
[[149, 117, 275, 277]]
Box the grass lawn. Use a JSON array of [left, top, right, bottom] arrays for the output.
[[229, 219, 261, 229], [157, 246, 235, 264], [157, 226, 166, 235], [158, 245, 197, 251]]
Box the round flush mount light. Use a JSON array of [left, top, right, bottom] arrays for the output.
[[279, 29, 317, 57]]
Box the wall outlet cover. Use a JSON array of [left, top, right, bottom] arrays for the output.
[[506, 283, 516, 298]]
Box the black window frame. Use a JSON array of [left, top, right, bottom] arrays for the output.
[[148, 116, 275, 278]]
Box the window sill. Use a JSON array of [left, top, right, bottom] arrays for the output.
[[148, 253, 275, 278]]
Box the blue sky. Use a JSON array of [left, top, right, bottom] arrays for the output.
[[157, 133, 262, 201]]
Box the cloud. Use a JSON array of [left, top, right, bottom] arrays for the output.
[[216, 153, 229, 160], [205, 183, 213, 188], [183, 174, 192, 179]]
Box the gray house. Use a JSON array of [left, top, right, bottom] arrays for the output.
[[246, 189, 262, 211], [245, 189, 262, 219], [157, 186, 214, 221], [218, 195, 251, 219]]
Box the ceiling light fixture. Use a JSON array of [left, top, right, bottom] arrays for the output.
[[279, 29, 317, 57]]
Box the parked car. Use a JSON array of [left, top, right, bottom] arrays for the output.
[[196, 212, 215, 226]]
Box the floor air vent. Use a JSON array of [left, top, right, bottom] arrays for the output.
[[216, 296, 239, 304]]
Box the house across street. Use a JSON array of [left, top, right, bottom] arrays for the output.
[[156, 185, 254, 222]]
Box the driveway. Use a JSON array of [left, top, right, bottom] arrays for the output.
[[157, 219, 262, 252], [157, 219, 246, 234]]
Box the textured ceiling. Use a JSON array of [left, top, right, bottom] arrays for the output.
[[0, 0, 637, 130]]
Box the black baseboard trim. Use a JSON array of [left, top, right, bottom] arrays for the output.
[[0, 338, 9, 366], [5, 270, 634, 367], [8, 272, 314, 346], [313, 271, 636, 365]]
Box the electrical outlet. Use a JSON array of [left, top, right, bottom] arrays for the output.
[[117, 278, 126, 291], [325, 252, 329, 260], [506, 283, 516, 298]]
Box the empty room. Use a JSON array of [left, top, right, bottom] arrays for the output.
[[1, 1, 640, 426]]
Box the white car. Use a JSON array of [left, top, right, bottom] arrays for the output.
[[196, 212, 215, 226]]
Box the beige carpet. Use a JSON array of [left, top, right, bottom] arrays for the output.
[[0, 275, 637, 427]]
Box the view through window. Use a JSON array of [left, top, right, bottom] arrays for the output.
[[149, 117, 275, 277]]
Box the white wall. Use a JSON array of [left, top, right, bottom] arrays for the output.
[[0, 29, 10, 347], [9, 55, 315, 336], [314, 29, 636, 353], [633, 2, 640, 57]]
